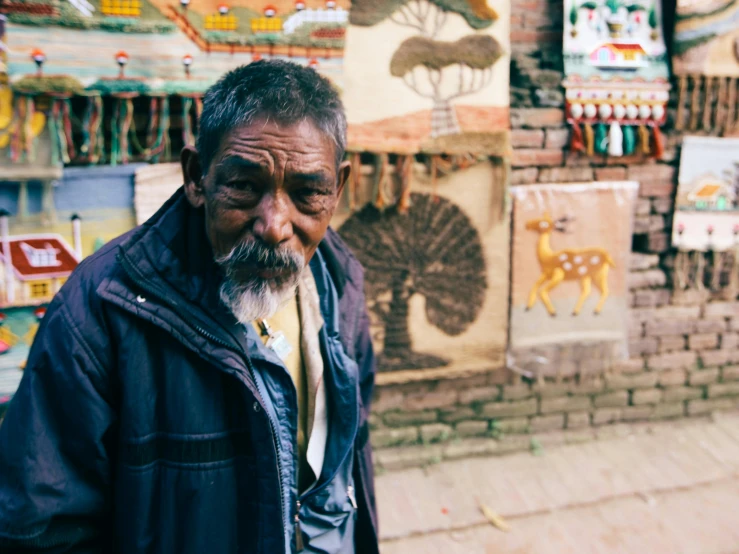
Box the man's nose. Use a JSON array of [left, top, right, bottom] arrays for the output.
[[252, 192, 293, 246]]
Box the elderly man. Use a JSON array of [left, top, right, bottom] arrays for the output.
[[0, 61, 378, 554]]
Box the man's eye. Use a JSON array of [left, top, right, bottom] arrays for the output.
[[296, 188, 322, 199]]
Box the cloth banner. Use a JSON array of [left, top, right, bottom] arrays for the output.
[[333, 158, 509, 384], [509, 181, 638, 379], [671, 136, 739, 294], [343, 0, 510, 158], [1, 0, 348, 167], [672, 0, 739, 135], [563, 0, 670, 159]]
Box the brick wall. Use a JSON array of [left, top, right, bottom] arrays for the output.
[[368, 0, 739, 471]]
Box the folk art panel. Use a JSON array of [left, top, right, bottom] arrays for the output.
[[672, 0, 739, 135], [671, 136, 739, 295], [509, 182, 638, 379], [333, 158, 510, 384], [563, 0, 670, 159]]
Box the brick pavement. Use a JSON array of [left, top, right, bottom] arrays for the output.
[[376, 412, 739, 553]]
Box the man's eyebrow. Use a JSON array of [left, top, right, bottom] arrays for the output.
[[215, 156, 265, 173], [287, 170, 332, 183]]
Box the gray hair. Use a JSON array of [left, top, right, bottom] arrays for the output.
[[197, 59, 347, 174]]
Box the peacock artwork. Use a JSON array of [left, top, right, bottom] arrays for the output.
[[509, 181, 638, 380]]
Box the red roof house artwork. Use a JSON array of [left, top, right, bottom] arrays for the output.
[[0, 234, 79, 308], [590, 43, 647, 69]]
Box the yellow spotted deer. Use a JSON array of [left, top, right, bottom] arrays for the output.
[[525, 213, 615, 316]]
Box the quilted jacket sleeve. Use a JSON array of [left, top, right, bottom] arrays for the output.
[[0, 296, 115, 553]]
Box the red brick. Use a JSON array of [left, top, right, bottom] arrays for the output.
[[544, 128, 570, 149], [538, 166, 594, 183], [404, 390, 458, 411], [696, 318, 728, 333], [510, 108, 565, 129], [628, 164, 677, 183], [632, 389, 662, 405], [594, 167, 627, 181], [639, 181, 676, 198], [592, 408, 621, 425], [689, 333, 720, 351], [630, 337, 658, 356], [612, 358, 645, 374], [647, 351, 698, 371], [540, 395, 592, 413], [662, 386, 701, 402], [372, 388, 405, 413], [510, 29, 562, 43], [687, 397, 735, 416], [634, 199, 652, 217], [652, 197, 673, 214], [701, 350, 737, 368], [512, 149, 565, 168], [658, 336, 687, 353], [722, 365, 739, 382], [530, 414, 565, 432], [652, 305, 701, 320], [511, 129, 545, 148], [658, 369, 688, 386], [646, 319, 694, 337], [459, 386, 500, 405], [511, 167, 539, 185], [688, 368, 720, 386], [594, 391, 629, 408], [707, 382, 739, 398], [721, 333, 739, 350], [648, 232, 670, 253], [704, 302, 739, 318], [620, 405, 654, 421]]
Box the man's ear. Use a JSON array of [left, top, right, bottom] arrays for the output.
[[181, 145, 206, 209], [336, 159, 351, 200]]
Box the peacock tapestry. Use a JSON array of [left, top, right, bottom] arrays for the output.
[[334, 157, 509, 383], [563, 0, 670, 159], [509, 181, 638, 379], [672, 0, 739, 135]]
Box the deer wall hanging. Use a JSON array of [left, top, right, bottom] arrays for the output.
[[525, 213, 615, 316]]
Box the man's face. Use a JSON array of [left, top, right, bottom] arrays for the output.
[[182, 117, 349, 322]]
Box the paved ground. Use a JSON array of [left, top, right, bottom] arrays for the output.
[[376, 412, 739, 554]]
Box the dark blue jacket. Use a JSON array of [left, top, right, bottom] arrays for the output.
[[0, 190, 379, 554]]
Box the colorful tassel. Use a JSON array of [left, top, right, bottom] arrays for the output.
[[48, 101, 60, 167], [348, 152, 360, 211], [23, 96, 36, 162], [583, 123, 594, 156], [638, 125, 651, 155], [594, 123, 608, 155], [62, 99, 76, 162], [374, 153, 388, 209], [702, 77, 715, 131], [182, 97, 194, 146], [689, 75, 701, 131], [110, 99, 120, 167], [607, 121, 623, 157], [397, 155, 413, 214], [675, 75, 687, 131], [570, 122, 585, 153], [430, 155, 439, 202], [622, 125, 636, 155], [10, 96, 25, 163], [652, 126, 664, 159]]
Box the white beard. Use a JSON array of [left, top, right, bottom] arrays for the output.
[[218, 272, 302, 324]]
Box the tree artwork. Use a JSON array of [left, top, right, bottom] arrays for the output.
[[350, 0, 503, 138], [339, 193, 487, 372]]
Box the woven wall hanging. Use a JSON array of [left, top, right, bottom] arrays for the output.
[[672, 0, 739, 135], [334, 157, 510, 384], [509, 181, 638, 380], [671, 136, 739, 297], [563, 0, 670, 159]]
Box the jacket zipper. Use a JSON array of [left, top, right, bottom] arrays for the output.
[[118, 253, 288, 551]]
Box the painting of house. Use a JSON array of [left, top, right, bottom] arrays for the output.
[[0, 234, 79, 308], [590, 43, 647, 69], [686, 174, 736, 210]]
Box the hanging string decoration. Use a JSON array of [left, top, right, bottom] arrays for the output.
[[80, 94, 104, 164], [563, 0, 671, 159], [673, 1, 739, 135]]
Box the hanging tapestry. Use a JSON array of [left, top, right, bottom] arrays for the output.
[[0, 0, 348, 169], [334, 157, 509, 384], [671, 136, 739, 295], [509, 181, 638, 379], [343, 0, 510, 157], [563, 0, 670, 159], [672, 0, 739, 135]]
